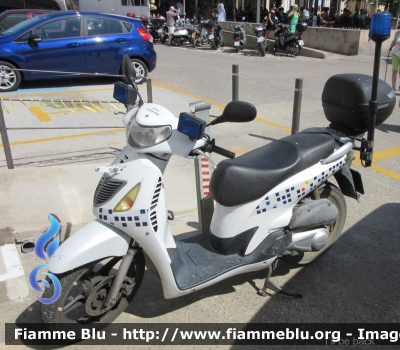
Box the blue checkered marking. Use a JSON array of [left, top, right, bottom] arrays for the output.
[[253, 160, 346, 216]]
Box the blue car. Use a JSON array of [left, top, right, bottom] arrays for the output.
[[0, 11, 157, 92]]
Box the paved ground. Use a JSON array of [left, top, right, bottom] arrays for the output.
[[0, 42, 400, 349]]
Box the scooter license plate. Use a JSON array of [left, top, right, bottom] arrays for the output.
[[192, 33, 195, 37], [257, 37, 264, 43], [298, 40, 304, 46], [209, 34, 214, 39], [158, 29, 163, 35], [234, 41, 240, 46]]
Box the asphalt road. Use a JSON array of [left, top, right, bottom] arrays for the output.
[[0, 42, 400, 349]]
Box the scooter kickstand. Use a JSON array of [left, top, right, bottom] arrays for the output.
[[259, 264, 302, 298]]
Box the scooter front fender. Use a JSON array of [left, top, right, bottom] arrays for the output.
[[48, 220, 131, 274]]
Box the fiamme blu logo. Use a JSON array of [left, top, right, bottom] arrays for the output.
[[28, 214, 62, 305]]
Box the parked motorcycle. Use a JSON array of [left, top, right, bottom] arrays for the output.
[[141, 15, 166, 42], [249, 23, 268, 56], [274, 22, 307, 56], [160, 16, 192, 46], [191, 18, 221, 50], [40, 55, 395, 328], [232, 18, 246, 53]]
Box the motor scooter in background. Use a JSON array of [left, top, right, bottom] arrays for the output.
[[160, 16, 191, 46], [249, 23, 267, 56], [274, 22, 307, 56], [232, 17, 246, 53]]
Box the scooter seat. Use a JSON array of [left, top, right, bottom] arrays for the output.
[[210, 132, 335, 207]]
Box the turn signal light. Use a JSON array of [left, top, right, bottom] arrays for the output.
[[113, 183, 141, 212]]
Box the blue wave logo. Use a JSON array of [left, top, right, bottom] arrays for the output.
[[29, 214, 62, 305]]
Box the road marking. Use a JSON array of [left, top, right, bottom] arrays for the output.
[[152, 81, 226, 111], [0, 244, 25, 282], [29, 106, 52, 122], [371, 164, 400, 181], [352, 146, 400, 167], [0, 128, 124, 148], [255, 116, 292, 132]]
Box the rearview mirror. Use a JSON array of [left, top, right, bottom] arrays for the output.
[[122, 54, 136, 86], [209, 101, 257, 126]]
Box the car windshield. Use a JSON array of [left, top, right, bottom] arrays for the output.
[[1, 13, 50, 36]]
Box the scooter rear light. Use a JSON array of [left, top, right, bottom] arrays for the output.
[[207, 28, 213, 33], [137, 27, 153, 43]]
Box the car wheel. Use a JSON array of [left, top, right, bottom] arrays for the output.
[[130, 59, 148, 84], [0, 61, 21, 92]]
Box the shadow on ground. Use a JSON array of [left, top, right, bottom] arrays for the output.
[[12, 203, 400, 348]]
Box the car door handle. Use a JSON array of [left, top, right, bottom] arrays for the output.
[[115, 38, 127, 43], [67, 43, 79, 48]]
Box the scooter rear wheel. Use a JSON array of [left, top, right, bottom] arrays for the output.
[[210, 39, 217, 50], [259, 42, 266, 57], [40, 250, 145, 329], [281, 184, 347, 266], [235, 46, 240, 53], [293, 43, 301, 56]]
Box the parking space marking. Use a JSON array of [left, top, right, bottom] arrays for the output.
[[371, 164, 400, 181], [0, 128, 124, 148], [28, 106, 52, 122], [352, 146, 400, 167]]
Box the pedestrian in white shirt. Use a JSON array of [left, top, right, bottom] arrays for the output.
[[215, 0, 226, 21]]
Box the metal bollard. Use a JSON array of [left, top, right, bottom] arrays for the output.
[[147, 78, 153, 103], [232, 64, 239, 101], [190, 101, 213, 234], [0, 101, 14, 169], [291, 78, 303, 134]]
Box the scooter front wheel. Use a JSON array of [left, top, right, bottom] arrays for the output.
[[41, 250, 145, 329], [281, 184, 347, 266]]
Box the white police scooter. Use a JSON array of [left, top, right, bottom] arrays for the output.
[[40, 54, 394, 328]]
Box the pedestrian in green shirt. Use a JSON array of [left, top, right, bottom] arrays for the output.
[[287, 4, 299, 33]]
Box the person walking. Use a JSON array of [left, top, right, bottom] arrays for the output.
[[287, 4, 299, 33], [215, 0, 226, 22], [264, 3, 277, 39], [166, 6, 179, 46], [387, 30, 400, 90]]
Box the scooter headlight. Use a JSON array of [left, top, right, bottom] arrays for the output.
[[127, 116, 172, 149]]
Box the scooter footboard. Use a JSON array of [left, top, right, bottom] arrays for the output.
[[48, 220, 132, 274]]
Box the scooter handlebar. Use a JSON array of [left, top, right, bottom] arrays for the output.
[[211, 145, 235, 159]]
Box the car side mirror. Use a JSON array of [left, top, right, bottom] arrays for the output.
[[28, 34, 42, 46]]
